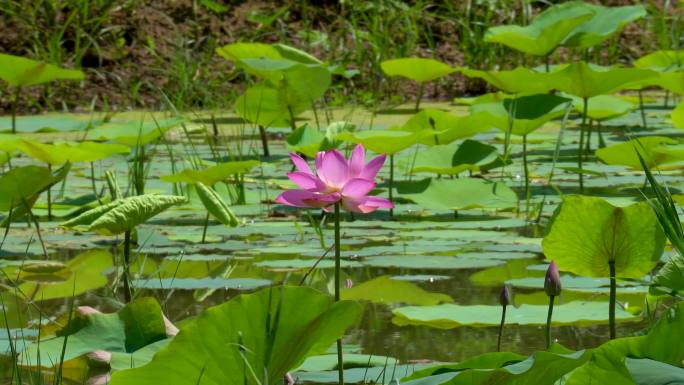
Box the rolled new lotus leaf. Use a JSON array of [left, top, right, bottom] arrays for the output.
[[195, 182, 238, 227], [61, 195, 186, 235]]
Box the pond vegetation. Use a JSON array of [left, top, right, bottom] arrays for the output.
[[1, 1, 684, 384]]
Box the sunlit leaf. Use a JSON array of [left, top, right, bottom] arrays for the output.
[[0, 53, 83, 87], [195, 182, 238, 227], [381, 58, 455, 83]]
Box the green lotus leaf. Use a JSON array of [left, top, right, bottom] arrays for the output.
[[470, 93, 570, 136], [61, 194, 186, 235], [0, 164, 70, 211], [336, 129, 428, 154], [393, 302, 638, 328], [626, 358, 684, 385], [459, 67, 555, 94], [17, 139, 130, 165], [0, 114, 101, 133], [286, 125, 326, 157], [484, 2, 594, 56], [396, 178, 518, 211], [542, 195, 665, 279], [411, 140, 503, 175], [161, 160, 259, 186], [635, 50, 684, 72], [651, 257, 684, 295], [86, 117, 183, 146], [195, 182, 238, 227], [109, 286, 362, 385], [17, 249, 113, 301], [341, 276, 453, 306], [653, 71, 684, 94], [20, 297, 167, 367], [567, 94, 634, 121], [398, 109, 493, 145], [562, 3, 647, 49], [0, 53, 84, 87], [380, 57, 455, 83], [595, 137, 681, 169], [216, 43, 321, 79], [550, 62, 657, 98], [673, 100, 684, 128]]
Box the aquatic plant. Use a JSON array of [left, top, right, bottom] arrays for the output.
[[380, 57, 455, 110], [61, 194, 186, 302], [544, 261, 562, 349], [276, 145, 392, 383]]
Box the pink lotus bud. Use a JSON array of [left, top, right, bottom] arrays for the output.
[[284, 372, 295, 385], [345, 278, 353, 289], [86, 350, 112, 369], [544, 260, 562, 297]]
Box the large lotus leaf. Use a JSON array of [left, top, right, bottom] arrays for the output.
[[398, 109, 493, 145], [109, 286, 362, 385], [565, 301, 684, 384], [635, 50, 684, 72], [336, 129, 428, 154], [654, 71, 684, 94], [562, 3, 647, 49], [195, 182, 238, 227], [673, 100, 684, 128], [87, 117, 183, 146], [17, 140, 130, 165], [542, 195, 665, 279], [393, 302, 638, 329], [484, 2, 594, 56], [458, 67, 554, 94], [276, 64, 331, 107], [411, 140, 502, 175], [652, 257, 684, 295], [20, 297, 167, 367], [470, 94, 570, 136], [61, 194, 186, 235], [406, 350, 591, 385], [0, 164, 70, 211], [380, 58, 455, 83], [216, 43, 320, 79], [0, 114, 101, 133], [550, 62, 657, 98], [17, 249, 112, 301], [286, 125, 326, 157], [626, 358, 684, 385], [595, 137, 680, 169], [161, 160, 259, 185], [403, 351, 527, 382], [341, 276, 453, 306], [396, 178, 518, 211], [235, 82, 307, 127], [567, 94, 634, 121], [0, 53, 84, 87]]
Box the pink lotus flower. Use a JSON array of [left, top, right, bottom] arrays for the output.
[[276, 145, 394, 213]]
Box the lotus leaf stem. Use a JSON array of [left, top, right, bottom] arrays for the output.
[[609, 260, 616, 339], [545, 295, 555, 349]]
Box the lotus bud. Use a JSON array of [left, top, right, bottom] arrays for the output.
[[86, 350, 112, 369], [284, 372, 294, 385], [499, 284, 512, 307], [544, 260, 562, 297], [345, 278, 354, 289]]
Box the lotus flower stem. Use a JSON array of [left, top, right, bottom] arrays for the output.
[[90, 162, 102, 205], [638, 90, 647, 129], [201, 212, 210, 243], [578, 97, 588, 193], [544, 55, 550, 73], [664, 90, 670, 108], [10, 86, 20, 134], [545, 295, 555, 349], [47, 164, 53, 220], [123, 230, 133, 303], [498, 285, 511, 352], [584, 119, 593, 157], [609, 260, 616, 339], [415, 83, 425, 111], [389, 154, 394, 218], [523, 135, 530, 214], [544, 261, 561, 349], [497, 304, 507, 352], [334, 202, 344, 384], [258, 125, 270, 157]]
